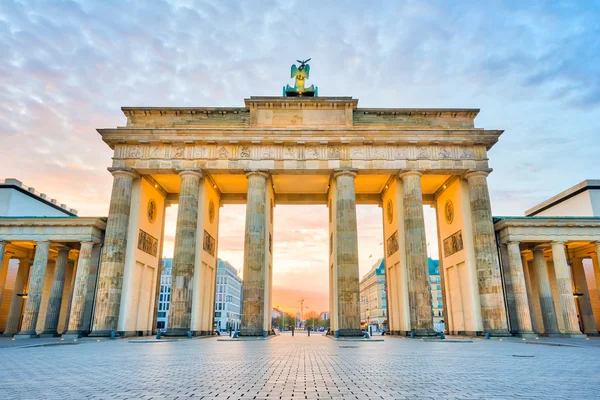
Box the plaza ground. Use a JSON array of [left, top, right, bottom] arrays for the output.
[[1, 333, 598, 399]]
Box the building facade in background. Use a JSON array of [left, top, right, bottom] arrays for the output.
[[214, 259, 242, 332], [428, 259, 444, 330], [156, 258, 172, 331], [156, 258, 242, 332], [360, 259, 386, 332]]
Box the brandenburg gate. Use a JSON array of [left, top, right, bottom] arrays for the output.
[[91, 63, 510, 337]]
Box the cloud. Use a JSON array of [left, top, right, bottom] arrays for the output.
[[1, 0, 599, 297]]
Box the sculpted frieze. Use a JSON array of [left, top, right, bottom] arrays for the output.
[[114, 143, 479, 162]]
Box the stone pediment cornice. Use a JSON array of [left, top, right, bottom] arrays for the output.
[[98, 127, 502, 149]]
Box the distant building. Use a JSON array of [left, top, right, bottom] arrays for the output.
[[214, 259, 242, 332], [319, 311, 329, 321], [428, 258, 444, 330], [156, 258, 242, 332], [360, 258, 387, 332], [360, 257, 443, 333], [156, 258, 172, 331]]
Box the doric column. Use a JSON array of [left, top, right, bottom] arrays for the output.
[[18, 241, 50, 337], [332, 169, 361, 336], [592, 242, 600, 300], [521, 251, 538, 333], [464, 171, 509, 334], [167, 170, 202, 335], [64, 242, 95, 337], [90, 168, 137, 336], [506, 242, 534, 335], [571, 257, 597, 334], [3, 258, 30, 335], [41, 246, 70, 336], [0, 241, 12, 308], [532, 247, 559, 335], [551, 241, 583, 336], [399, 171, 434, 335], [241, 171, 270, 336]]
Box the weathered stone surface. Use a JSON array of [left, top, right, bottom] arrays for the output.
[[90, 169, 136, 336], [551, 242, 582, 336], [167, 170, 202, 336], [465, 171, 509, 334], [240, 171, 269, 336], [332, 170, 361, 337], [18, 241, 50, 336], [571, 257, 597, 334], [532, 248, 560, 335], [506, 242, 534, 335], [41, 247, 69, 335], [400, 171, 434, 335], [64, 242, 95, 336]]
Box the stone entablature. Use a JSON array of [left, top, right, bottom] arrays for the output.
[[108, 143, 490, 174], [0, 217, 106, 243], [494, 217, 600, 243]]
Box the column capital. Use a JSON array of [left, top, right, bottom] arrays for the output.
[[333, 168, 358, 179], [507, 240, 521, 246], [464, 170, 492, 180], [107, 167, 138, 179], [0, 240, 10, 245], [245, 169, 270, 179], [398, 170, 422, 179], [533, 244, 550, 252], [177, 168, 203, 178], [551, 240, 565, 246]]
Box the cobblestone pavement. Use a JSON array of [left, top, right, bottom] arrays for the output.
[[1, 333, 598, 399]]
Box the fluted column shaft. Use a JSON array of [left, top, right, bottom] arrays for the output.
[[551, 242, 582, 335], [19, 241, 50, 336], [571, 257, 596, 334], [241, 171, 269, 336], [521, 252, 538, 332], [400, 171, 434, 335], [333, 170, 361, 336], [91, 168, 136, 335], [65, 242, 95, 335], [533, 248, 559, 334], [42, 247, 70, 335], [167, 170, 202, 335], [593, 242, 600, 301], [465, 171, 508, 334], [506, 242, 534, 334], [0, 241, 11, 308], [4, 259, 30, 335]]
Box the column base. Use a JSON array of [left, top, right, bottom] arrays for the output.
[[190, 330, 215, 337], [482, 330, 513, 337], [39, 331, 61, 338], [565, 333, 587, 339], [514, 332, 537, 338], [540, 332, 562, 338], [164, 328, 192, 337], [88, 330, 116, 338], [239, 328, 274, 337], [335, 329, 364, 337], [14, 333, 39, 339], [62, 332, 85, 339], [117, 330, 153, 337]]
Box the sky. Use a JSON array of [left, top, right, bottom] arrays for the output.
[[1, 0, 599, 315]]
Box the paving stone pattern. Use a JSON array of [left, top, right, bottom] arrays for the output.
[[0, 333, 598, 399]]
